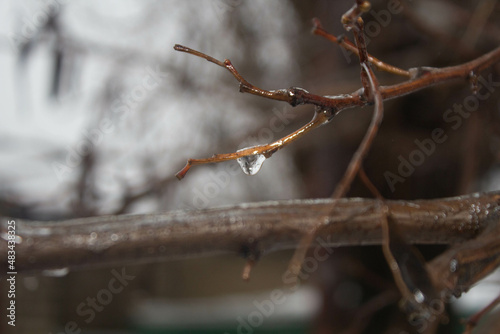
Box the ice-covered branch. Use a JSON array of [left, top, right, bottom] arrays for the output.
[[1, 191, 499, 274]]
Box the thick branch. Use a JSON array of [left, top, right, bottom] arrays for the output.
[[1, 192, 499, 274]]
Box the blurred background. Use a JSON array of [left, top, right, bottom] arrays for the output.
[[1, 0, 500, 333]]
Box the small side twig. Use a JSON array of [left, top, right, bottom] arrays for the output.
[[341, 0, 372, 27], [330, 60, 383, 199], [175, 105, 335, 179]]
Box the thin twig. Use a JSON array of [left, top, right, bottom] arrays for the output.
[[351, 18, 373, 101], [463, 293, 500, 334], [341, 0, 372, 28], [358, 167, 383, 199], [331, 58, 383, 199], [174, 42, 500, 108], [173, 42, 500, 178], [175, 106, 334, 179]]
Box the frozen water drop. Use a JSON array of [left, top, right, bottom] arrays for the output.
[[237, 154, 266, 175], [449, 259, 458, 273], [413, 289, 425, 304]]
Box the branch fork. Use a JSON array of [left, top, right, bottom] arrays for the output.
[[170, 1, 500, 326]]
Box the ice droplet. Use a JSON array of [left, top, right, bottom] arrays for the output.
[[413, 289, 425, 304], [237, 153, 266, 175], [449, 259, 458, 273]]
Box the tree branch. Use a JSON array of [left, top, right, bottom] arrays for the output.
[[173, 42, 500, 178], [2, 191, 499, 274], [173, 44, 500, 110]]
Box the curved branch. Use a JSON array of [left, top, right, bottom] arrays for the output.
[[173, 43, 500, 178], [1, 192, 499, 274], [174, 44, 500, 110]]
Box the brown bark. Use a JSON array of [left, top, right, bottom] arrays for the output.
[[2, 191, 499, 274]]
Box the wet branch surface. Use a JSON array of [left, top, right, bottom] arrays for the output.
[[1, 191, 499, 275], [173, 41, 500, 179]]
